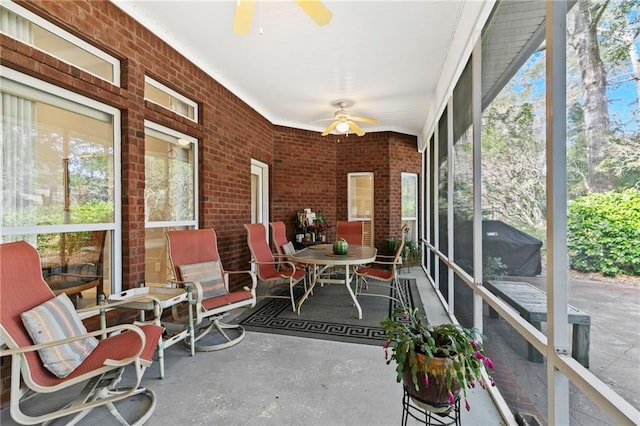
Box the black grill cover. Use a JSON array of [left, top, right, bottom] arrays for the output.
[[454, 220, 542, 277]]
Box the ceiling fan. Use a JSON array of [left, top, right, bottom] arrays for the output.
[[320, 102, 379, 137], [233, 0, 333, 35]]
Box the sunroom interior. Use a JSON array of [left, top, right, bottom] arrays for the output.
[[1, 0, 638, 425]]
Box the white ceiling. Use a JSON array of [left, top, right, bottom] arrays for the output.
[[113, 1, 492, 138]]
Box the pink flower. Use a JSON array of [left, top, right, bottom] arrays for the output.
[[424, 374, 429, 387], [484, 357, 494, 369], [465, 399, 471, 411], [470, 341, 478, 350], [448, 391, 455, 405], [474, 351, 484, 360]]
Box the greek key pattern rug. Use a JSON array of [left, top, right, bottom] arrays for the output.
[[232, 278, 423, 346]]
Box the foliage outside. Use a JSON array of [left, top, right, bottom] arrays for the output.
[[381, 308, 495, 411], [385, 237, 422, 266], [475, 0, 639, 279], [568, 188, 640, 276]]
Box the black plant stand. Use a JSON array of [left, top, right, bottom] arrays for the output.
[[401, 386, 461, 426]]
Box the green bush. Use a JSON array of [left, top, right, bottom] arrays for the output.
[[567, 189, 640, 276]]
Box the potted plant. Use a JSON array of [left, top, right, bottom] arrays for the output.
[[381, 308, 495, 412], [402, 239, 421, 267]]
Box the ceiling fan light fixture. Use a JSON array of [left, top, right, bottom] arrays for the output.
[[336, 121, 350, 133]]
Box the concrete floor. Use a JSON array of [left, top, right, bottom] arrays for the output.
[[3, 267, 638, 425], [1, 270, 507, 426]]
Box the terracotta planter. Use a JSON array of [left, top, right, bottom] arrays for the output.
[[402, 353, 461, 413]]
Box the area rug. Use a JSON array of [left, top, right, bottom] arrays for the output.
[[232, 278, 423, 346]]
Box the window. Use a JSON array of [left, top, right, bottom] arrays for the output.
[[0, 1, 120, 84], [401, 173, 418, 242], [144, 121, 197, 284], [347, 172, 374, 246], [1, 67, 120, 301], [144, 77, 198, 122]]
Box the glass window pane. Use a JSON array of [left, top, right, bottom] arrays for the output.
[[2, 85, 115, 227], [401, 172, 418, 243], [348, 173, 374, 219], [144, 77, 198, 122], [1, 4, 117, 83], [144, 123, 196, 285], [2, 69, 118, 304], [144, 133, 195, 222]]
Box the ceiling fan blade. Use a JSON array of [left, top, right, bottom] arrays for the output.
[[348, 121, 365, 137], [233, 0, 256, 35], [322, 121, 338, 136], [349, 116, 379, 125], [294, 0, 333, 27]]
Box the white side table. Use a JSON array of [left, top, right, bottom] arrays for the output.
[[109, 285, 194, 379]]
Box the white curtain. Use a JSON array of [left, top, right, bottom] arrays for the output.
[[2, 92, 37, 221], [1, 7, 33, 43]]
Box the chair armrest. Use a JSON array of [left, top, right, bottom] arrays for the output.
[[250, 260, 283, 266], [375, 254, 395, 259], [250, 260, 300, 278], [166, 279, 195, 291], [44, 272, 102, 280], [369, 260, 399, 266], [225, 270, 258, 292], [0, 323, 148, 363]]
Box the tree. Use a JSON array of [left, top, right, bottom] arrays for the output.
[[568, 0, 615, 192], [481, 81, 547, 233]]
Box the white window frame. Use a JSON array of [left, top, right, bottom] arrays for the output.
[[1, 66, 122, 294], [401, 172, 419, 242], [347, 172, 374, 246], [143, 120, 199, 230], [1, 1, 120, 85], [144, 76, 199, 123], [251, 159, 269, 227]]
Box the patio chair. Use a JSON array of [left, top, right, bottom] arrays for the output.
[[270, 221, 294, 265], [166, 228, 257, 351], [355, 225, 409, 308], [336, 220, 365, 245], [245, 223, 307, 312], [270, 221, 309, 270], [0, 240, 164, 426]]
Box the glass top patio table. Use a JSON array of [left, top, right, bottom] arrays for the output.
[[290, 244, 377, 319]]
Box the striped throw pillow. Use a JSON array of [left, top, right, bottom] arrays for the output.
[[178, 260, 228, 300], [281, 241, 296, 255], [21, 293, 99, 378]]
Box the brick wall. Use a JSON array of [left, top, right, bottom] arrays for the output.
[[272, 126, 338, 241], [335, 132, 421, 249], [0, 0, 420, 404]]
